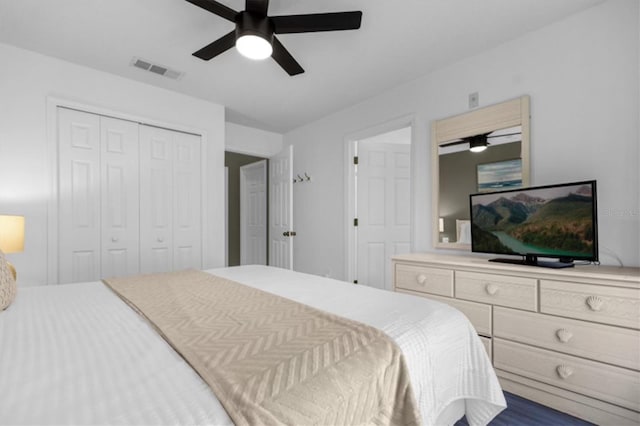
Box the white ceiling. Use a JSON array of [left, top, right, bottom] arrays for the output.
[[0, 0, 602, 133]]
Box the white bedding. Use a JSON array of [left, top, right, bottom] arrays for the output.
[[0, 265, 505, 425]]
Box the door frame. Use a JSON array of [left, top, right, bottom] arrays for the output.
[[46, 97, 207, 284], [344, 114, 416, 284], [240, 160, 267, 265]]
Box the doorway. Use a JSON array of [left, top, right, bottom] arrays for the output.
[[225, 151, 268, 266], [347, 122, 413, 290]]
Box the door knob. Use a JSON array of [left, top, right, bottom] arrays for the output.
[[282, 231, 297, 237], [111, 237, 119, 242], [157, 237, 164, 243]]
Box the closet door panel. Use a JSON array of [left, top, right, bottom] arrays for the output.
[[101, 116, 140, 278], [173, 132, 202, 270], [58, 108, 101, 284], [140, 125, 174, 273]]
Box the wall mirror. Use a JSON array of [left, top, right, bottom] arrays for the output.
[[432, 95, 530, 249]]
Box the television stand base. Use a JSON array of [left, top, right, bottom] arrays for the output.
[[489, 256, 575, 269]]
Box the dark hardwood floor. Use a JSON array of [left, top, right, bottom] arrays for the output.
[[455, 392, 595, 426]]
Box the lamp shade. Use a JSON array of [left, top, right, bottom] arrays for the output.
[[0, 215, 25, 253]]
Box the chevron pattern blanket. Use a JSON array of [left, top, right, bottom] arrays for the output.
[[103, 269, 420, 426]]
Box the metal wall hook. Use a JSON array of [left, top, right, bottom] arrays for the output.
[[304, 172, 311, 181]]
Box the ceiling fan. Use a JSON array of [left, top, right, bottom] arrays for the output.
[[440, 131, 522, 153], [186, 0, 363, 76]]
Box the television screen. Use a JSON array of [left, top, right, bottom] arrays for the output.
[[470, 180, 598, 266]]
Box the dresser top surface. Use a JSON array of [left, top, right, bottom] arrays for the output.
[[392, 253, 640, 286]]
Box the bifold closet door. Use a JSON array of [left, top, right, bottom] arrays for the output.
[[100, 116, 140, 278], [58, 108, 139, 284], [139, 125, 202, 273]]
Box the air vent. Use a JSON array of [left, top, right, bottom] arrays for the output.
[[130, 57, 184, 80]]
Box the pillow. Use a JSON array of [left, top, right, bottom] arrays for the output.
[[0, 249, 17, 311]]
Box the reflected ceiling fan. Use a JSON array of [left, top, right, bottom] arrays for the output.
[[440, 131, 522, 153], [186, 0, 363, 76]]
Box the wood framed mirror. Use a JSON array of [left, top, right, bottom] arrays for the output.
[[432, 95, 530, 249]]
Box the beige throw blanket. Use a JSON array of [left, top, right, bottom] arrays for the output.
[[103, 270, 420, 426]]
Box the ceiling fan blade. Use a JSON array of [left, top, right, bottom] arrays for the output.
[[192, 30, 236, 60], [185, 0, 237, 22], [271, 37, 304, 76], [487, 132, 521, 138], [272, 11, 362, 34], [245, 0, 269, 16], [439, 140, 467, 148]]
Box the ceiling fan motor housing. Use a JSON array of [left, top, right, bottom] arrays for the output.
[[236, 11, 274, 44]]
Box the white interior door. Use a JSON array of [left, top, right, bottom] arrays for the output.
[[58, 108, 101, 284], [240, 160, 267, 265], [357, 141, 411, 290], [139, 125, 202, 273], [269, 146, 293, 269], [100, 116, 140, 279], [172, 131, 202, 270], [140, 125, 174, 273]]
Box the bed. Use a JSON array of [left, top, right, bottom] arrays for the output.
[[0, 265, 505, 425]]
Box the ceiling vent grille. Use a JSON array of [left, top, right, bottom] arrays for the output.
[[130, 57, 184, 80]]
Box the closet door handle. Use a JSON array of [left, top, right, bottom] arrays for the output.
[[111, 237, 119, 243], [157, 237, 164, 243]]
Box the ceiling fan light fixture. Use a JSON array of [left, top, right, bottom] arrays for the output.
[[469, 144, 487, 153], [236, 34, 272, 60], [468, 135, 488, 153]]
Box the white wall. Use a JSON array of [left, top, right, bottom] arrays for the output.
[[0, 42, 226, 286], [226, 122, 283, 157], [284, 0, 640, 278]]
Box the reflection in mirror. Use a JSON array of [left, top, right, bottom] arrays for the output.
[[431, 95, 530, 249], [438, 126, 521, 243]]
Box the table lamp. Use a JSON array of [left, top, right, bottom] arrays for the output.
[[0, 215, 25, 280]]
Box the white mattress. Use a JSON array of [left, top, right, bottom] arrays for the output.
[[0, 265, 505, 425]]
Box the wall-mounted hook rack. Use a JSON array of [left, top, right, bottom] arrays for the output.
[[293, 172, 312, 184]]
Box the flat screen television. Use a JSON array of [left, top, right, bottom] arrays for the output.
[[469, 180, 598, 268]]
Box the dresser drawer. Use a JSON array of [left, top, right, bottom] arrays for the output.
[[494, 307, 640, 371], [540, 280, 640, 329], [395, 264, 454, 297], [494, 339, 640, 411], [416, 293, 492, 336], [456, 271, 537, 311]]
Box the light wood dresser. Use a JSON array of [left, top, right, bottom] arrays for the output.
[[392, 253, 640, 425]]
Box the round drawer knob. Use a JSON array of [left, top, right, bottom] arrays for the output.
[[111, 237, 119, 242], [556, 328, 573, 343], [485, 283, 499, 296], [157, 237, 165, 243], [556, 365, 574, 380], [586, 295, 603, 312], [416, 274, 427, 286]]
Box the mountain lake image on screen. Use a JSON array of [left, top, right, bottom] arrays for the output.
[[469, 180, 598, 267]]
